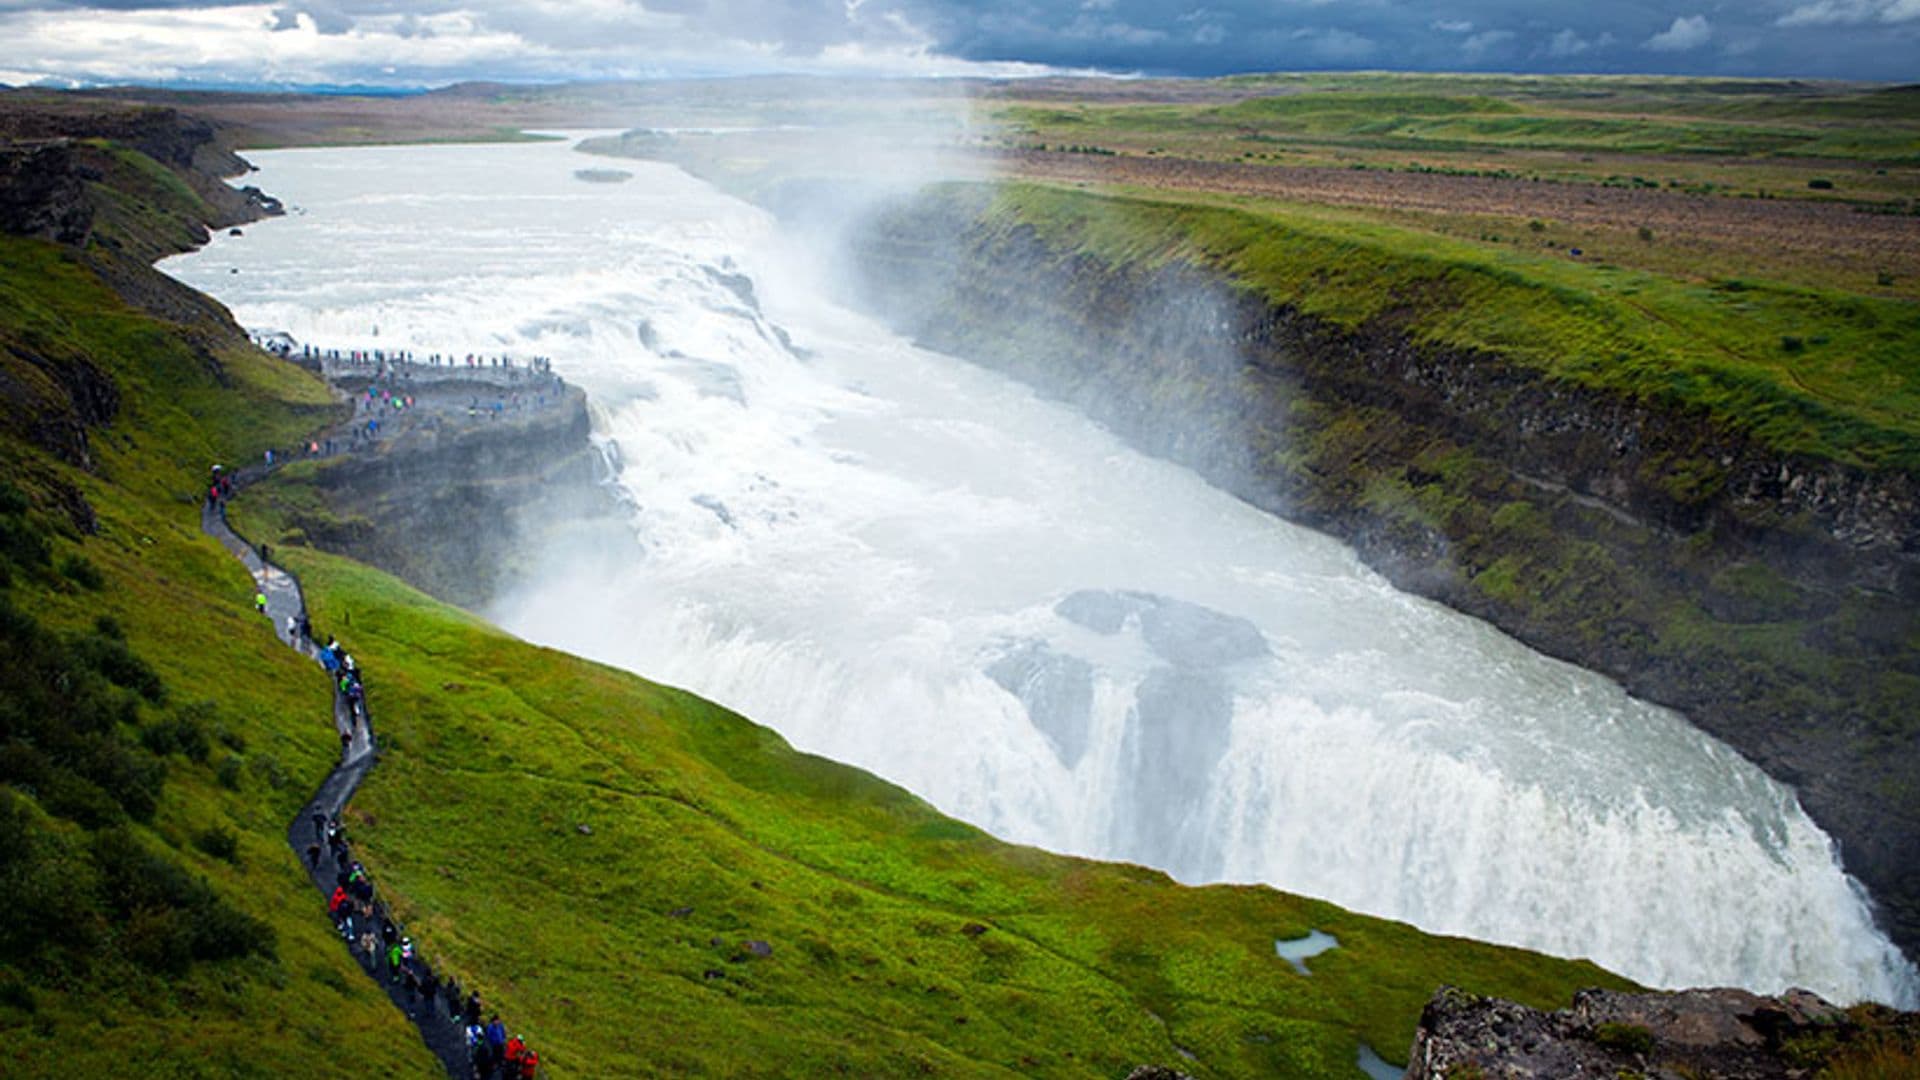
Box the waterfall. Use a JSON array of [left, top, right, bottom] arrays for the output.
[[161, 137, 1919, 1007]]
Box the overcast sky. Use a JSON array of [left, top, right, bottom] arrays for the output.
[[1, 0, 1916, 89]]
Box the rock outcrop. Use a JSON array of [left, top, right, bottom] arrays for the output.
[[292, 376, 624, 612], [0, 101, 277, 477], [1409, 985, 1917, 1079], [0, 140, 94, 244]]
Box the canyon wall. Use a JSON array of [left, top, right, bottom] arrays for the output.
[[841, 185, 1920, 961]]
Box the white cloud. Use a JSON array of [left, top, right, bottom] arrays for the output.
[[1776, 0, 1920, 25], [1431, 19, 1474, 33], [1062, 14, 1167, 45], [0, 0, 1069, 86], [1543, 27, 1616, 57], [1287, 25, 1375, 62], [1644, 13, 1710, 51], [1461, 27, 1513, 57], [1545, 28, 1589, 56], [1776, 0, 1876, 25]]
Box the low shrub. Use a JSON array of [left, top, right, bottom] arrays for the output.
[[57, 553, 103, 590], [194, 825, 239, 864]]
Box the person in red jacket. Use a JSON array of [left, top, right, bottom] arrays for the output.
[[503, 1034, 526, 1072], [519, 1048, 539, 1078]]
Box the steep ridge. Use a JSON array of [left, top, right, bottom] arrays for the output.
[[840, 181, 1920, 963], [1, 102, 436, 1076]]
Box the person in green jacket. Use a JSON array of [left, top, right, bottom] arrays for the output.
[[254, 590, 267, 614]]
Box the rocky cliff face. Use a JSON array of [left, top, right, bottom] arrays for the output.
[[1408, 984, 1916, 1079], [0, 100, 257, 223], [845, 190, 1920, 963], [290, 383, 624, 612], [0, 140, 95, 244]]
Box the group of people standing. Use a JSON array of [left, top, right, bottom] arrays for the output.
[[309, 813, 544, 1078], [301, 343, 551, 373]]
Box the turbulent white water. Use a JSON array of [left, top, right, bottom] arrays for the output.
[[162, 138, 1919, 1006]]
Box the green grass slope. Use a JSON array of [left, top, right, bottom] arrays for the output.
[[0, 233, 435, 1077], [978, 181, 1920, 472]]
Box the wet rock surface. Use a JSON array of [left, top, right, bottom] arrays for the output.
[[985, 641, 1094, 767]]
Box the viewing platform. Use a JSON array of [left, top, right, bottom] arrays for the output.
[[251, 332, 561, 393]]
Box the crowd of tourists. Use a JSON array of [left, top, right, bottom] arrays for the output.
[[251, 331, 555, 377], [211, 453, 548, 1078], [312, 809, 545, 1078], [299, 343, 554, 375]]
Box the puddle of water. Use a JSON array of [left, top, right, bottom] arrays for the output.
[[1357, 1041, 1404, 1079], [1274, 928, 1339, 975]]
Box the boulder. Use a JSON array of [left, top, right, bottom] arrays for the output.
[[1407, 984, 1911, 1080]]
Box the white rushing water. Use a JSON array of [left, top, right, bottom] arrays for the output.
[[162, 138, 1918, 1006]]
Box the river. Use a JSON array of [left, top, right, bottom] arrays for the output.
[[161, 136, 1918, 1006]]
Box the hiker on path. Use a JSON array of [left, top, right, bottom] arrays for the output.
[[255, 589, 268, 614], [306, 843, 321, 870], [485, 1016, 507, 1064], [467, 1024, 492, 1076]]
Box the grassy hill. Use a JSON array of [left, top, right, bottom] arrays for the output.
[[0, 228, 434, 1075], [976, 181, 1920, 472], [0, 109, 1637, 1077]]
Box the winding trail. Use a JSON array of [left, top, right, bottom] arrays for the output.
[[199, 358, 560, 1078]]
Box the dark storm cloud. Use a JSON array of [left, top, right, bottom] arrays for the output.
[[0, 0, 1915, 85], [899, 0, 1920, 79]]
